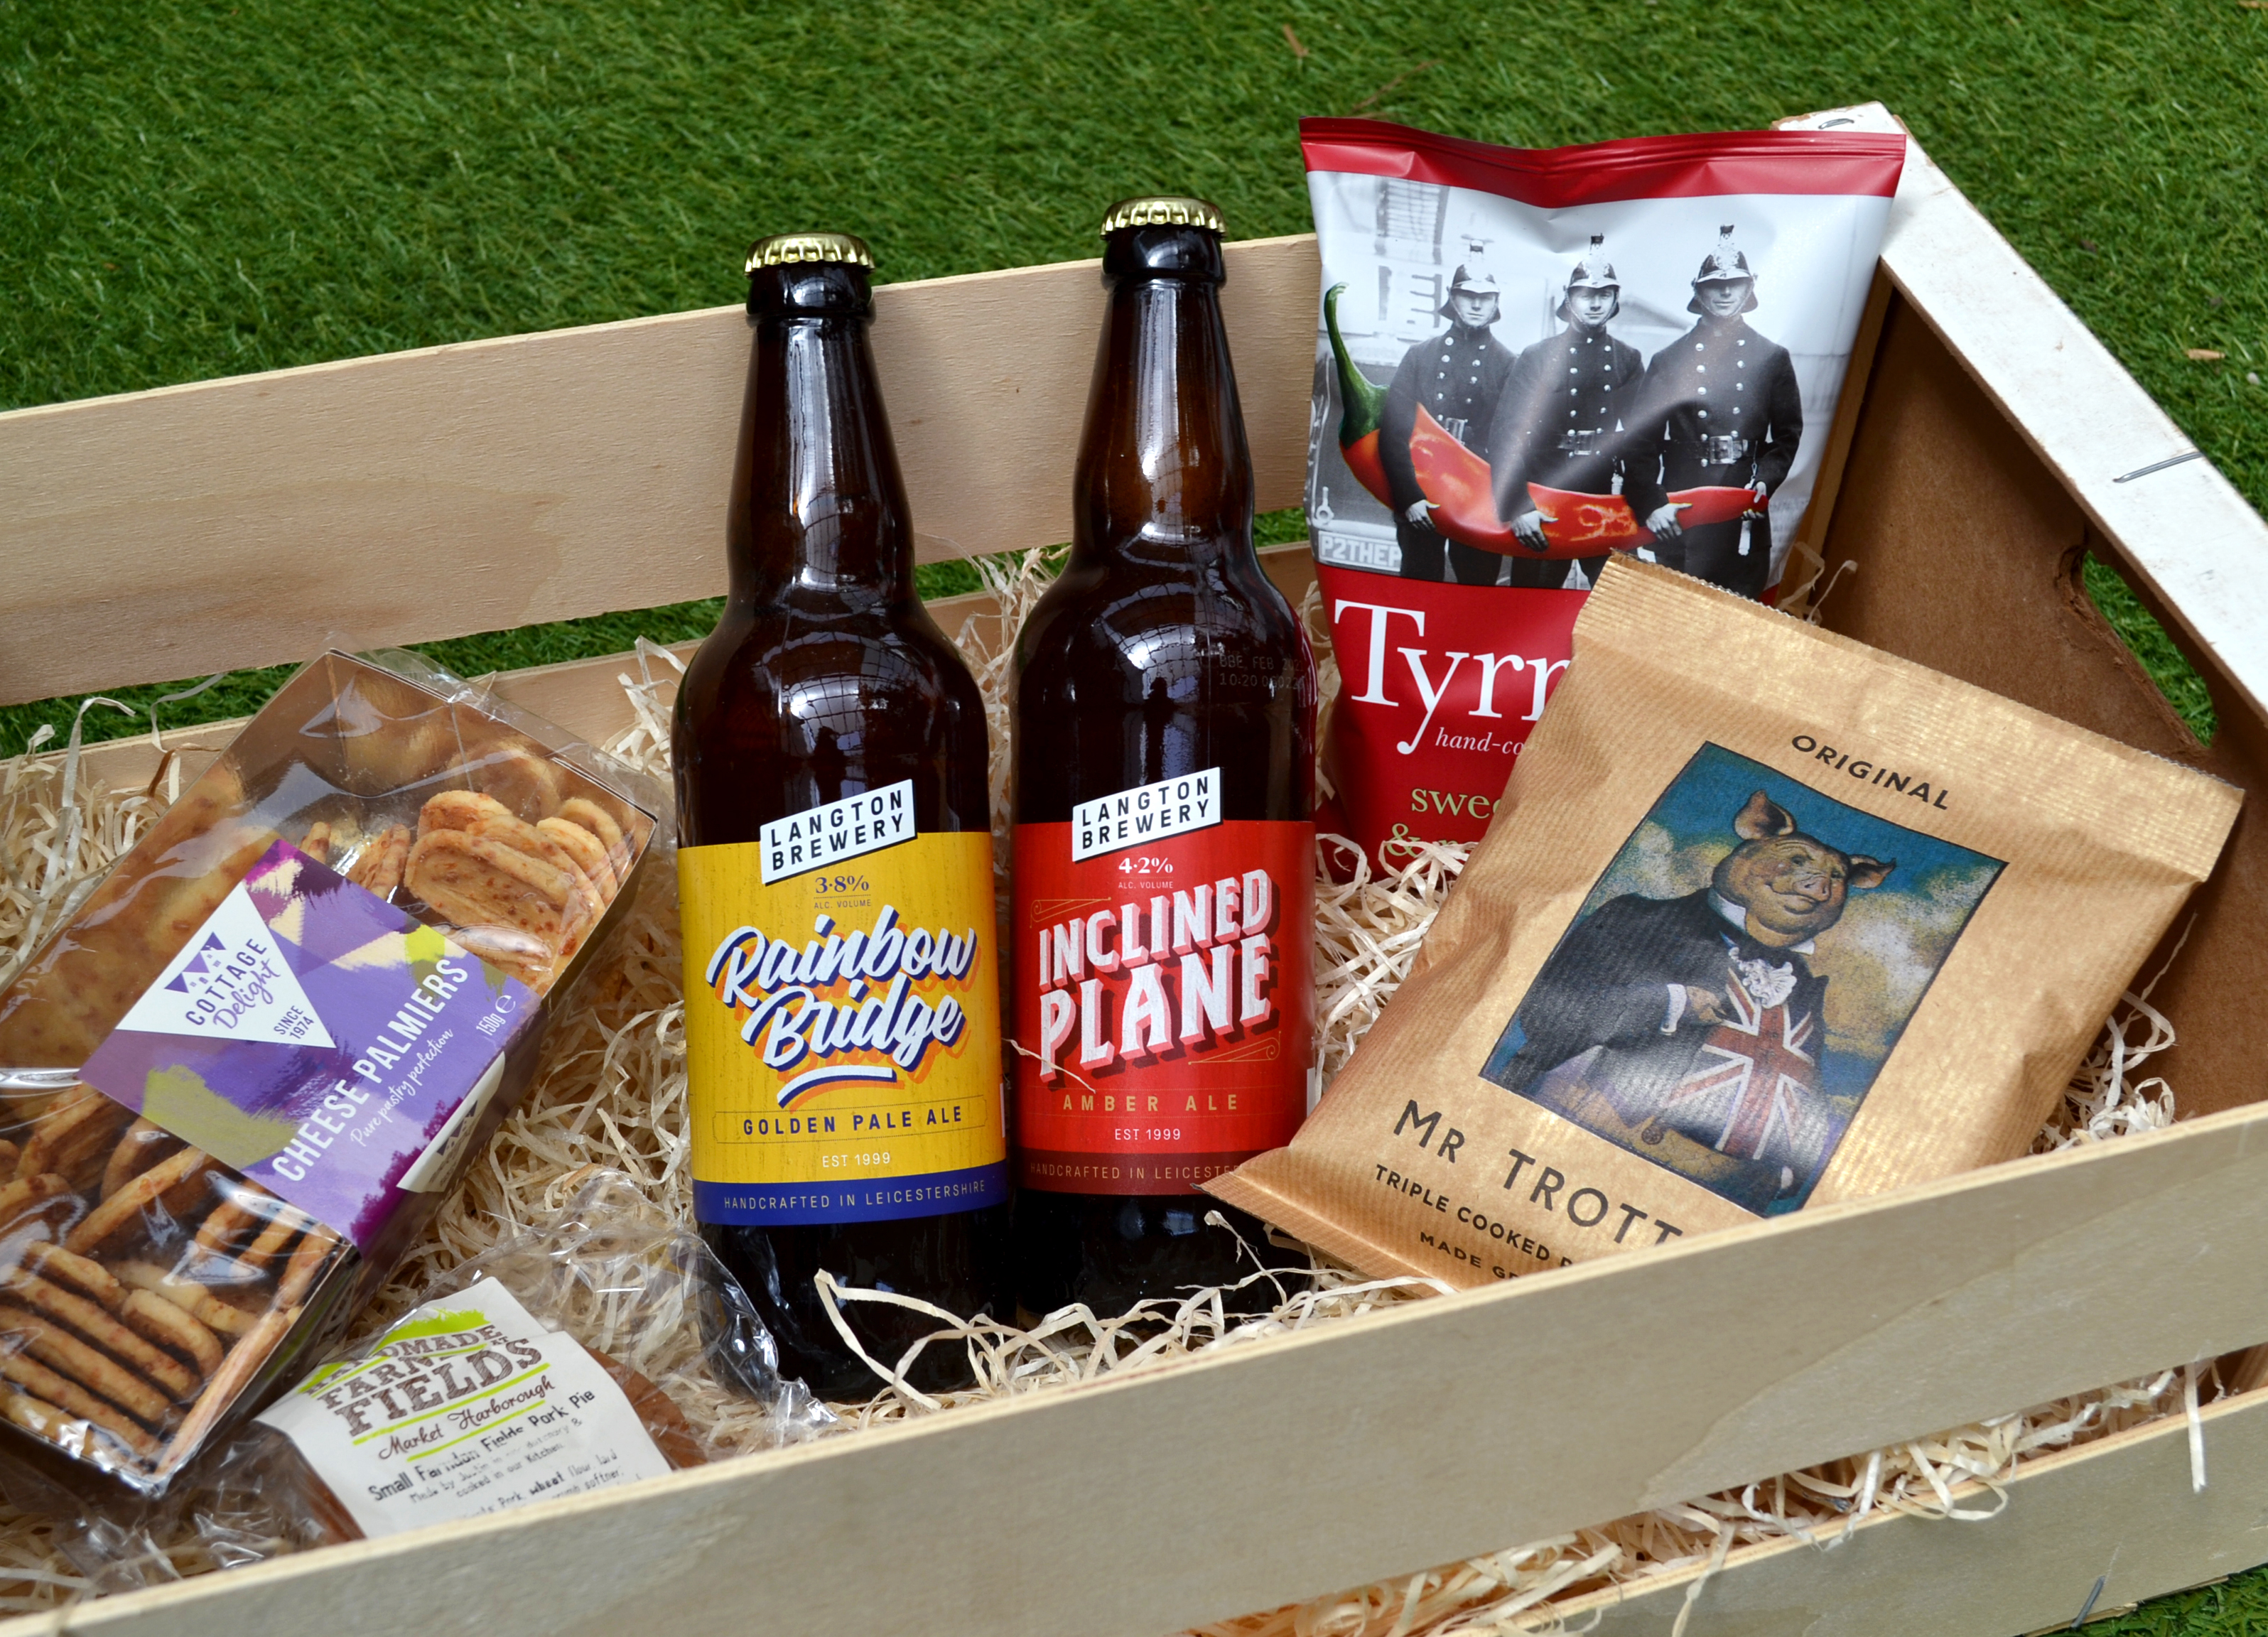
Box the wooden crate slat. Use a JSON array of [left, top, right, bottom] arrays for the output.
[[24, 1092, 2268, 1637], [0, 237, 1319, 708]]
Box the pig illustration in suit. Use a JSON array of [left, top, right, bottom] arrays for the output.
[[1484, 789, 1894, 1208]]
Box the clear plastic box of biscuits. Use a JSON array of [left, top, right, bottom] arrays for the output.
[[0, 651, 661, 1494]]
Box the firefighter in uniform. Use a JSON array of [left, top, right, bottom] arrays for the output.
[[1486, 235, 1653, 590], [1626, 225, 1804, 600], [1379, 263, 1515, 584]]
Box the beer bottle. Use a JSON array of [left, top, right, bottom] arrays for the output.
[[1010, 198, 1317, 1315], [675, 232, 1011, 1397]]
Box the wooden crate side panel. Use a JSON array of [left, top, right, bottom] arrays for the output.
[[1875, 135, 2268, 728], [1816, 299, 2204, 764], [1552, 1383, 2268, 1636], [28, 1096, 2268, 1637], [1816, 301, 2268, 1120], [47, 544, 1324, 800], [0, 238, 1320, 708]]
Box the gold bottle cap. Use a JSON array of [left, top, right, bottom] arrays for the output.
[[744, 232, 876, 274], [1098, 196, 1225, 239]]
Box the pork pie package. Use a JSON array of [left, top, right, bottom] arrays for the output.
[[1300, 116, 1906, 870], [1209, 561, 2240, 1285]]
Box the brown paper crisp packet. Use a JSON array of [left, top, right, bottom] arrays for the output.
[[1210, 558, 2242, 1285]]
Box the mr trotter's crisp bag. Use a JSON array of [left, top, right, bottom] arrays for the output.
[[1300, 117, 1905, 870], [1209, 560, 2240, 1285]]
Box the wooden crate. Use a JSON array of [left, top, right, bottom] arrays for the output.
[[6, 116, 2268, 1636]]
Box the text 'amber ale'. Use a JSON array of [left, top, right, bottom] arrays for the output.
[[675, 232, 1011, 1396], [1010, 198, 1317, 1315]]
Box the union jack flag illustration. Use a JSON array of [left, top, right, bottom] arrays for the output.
[[1647, 958, 1828, 1172]]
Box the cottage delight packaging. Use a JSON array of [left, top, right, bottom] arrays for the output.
[[0, 652, 656, 1491], [1300, 118, 1904, 870], [1210, 560, 2240, 1283]]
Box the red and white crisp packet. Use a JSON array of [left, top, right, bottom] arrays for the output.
[[1299, 117, 1904, 870]]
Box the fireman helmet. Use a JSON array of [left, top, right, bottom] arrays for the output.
[[1688, 223, 1759, 314], [1557, 233, 1621, 321]]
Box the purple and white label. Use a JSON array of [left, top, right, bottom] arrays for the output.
[[80, 841, 538, 1252]]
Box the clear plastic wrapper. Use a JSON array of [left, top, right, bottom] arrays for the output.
[[0, 652, 662, 1494], [0, 1171, 827, 1596]]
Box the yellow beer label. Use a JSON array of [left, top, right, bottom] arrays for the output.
[[681, 833, 1007, 1226]]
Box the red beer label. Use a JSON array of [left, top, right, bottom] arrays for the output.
[[1011, 818, 1314, 1194]]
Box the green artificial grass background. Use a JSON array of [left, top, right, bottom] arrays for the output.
[[1, 1, 2263, 1628], [5, 0, 2260, 754]]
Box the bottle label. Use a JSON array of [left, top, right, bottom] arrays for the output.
[[1011, 818, 1314, 1194], [681, 832, 1008, 1227]]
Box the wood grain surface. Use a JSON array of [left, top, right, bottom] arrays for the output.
[[0, 235, 1320, 706], [24, 1092, 2268, 1637]]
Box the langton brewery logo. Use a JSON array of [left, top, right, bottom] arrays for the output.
[[1032, 868, 1282, 1078], [1070, 767, 1221, 862], [757, 780, 916, 884]]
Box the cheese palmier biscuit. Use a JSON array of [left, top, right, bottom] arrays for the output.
[[67, 1147, 213, 1256], [161, 1304, 296, 1472], [420, 794, 601, 940], [0, 1382, 159, 1462], [102, 1118, 183, 1200], [298, 821, 334, 865], [405, 828, 577, 941], [467, 812, 598, 903], [121, 1290, 223, 1378], [0, 1305, 171, 1423], [112, 1261, 255, 1340], [21, 1242, 123, 1312], [345, 823, 411, 899], [0, 789, 270, 1068], [539, 817, 618, 899], [557, 798, 630, 878], [0, 1349, 161, 1456], [470, 746, 565, 820], [416, 790, 515, 838], [0, 1268, 197, 1398], [444, 926, 556, 993]]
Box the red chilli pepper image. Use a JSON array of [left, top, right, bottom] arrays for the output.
[[1324, 283, 1390, 505], [1324, 284, 1762, 561], [1524, 482, 1764, 552]]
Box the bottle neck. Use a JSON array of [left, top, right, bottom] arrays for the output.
[[728, 263, 915, 607], [1073, 228, 1253, 570]]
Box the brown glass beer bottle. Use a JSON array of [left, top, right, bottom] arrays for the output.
[[1010, 198, 1317, 1315], [675, 232, 1011, 1397]]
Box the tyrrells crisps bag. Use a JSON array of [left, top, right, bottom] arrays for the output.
[[1300, 117, 1906, 870], [1209, 560, 2240, 1285]]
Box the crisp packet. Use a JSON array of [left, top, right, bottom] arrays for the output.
[[1211, 561, 2241, 1282], [1298, 117, 1904, 870], [0, 652, 659, 1493]]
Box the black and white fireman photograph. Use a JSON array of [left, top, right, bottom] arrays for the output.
[[1305, 169, 1890, 603]]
